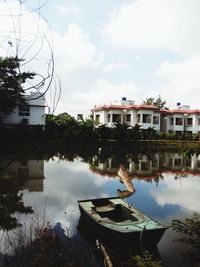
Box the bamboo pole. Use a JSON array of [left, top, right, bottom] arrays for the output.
[[96, 240, 113, 267]]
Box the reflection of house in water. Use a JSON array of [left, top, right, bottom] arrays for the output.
[[91, 153, 200, 179], [130, 154, 160, 177], [92, 154, 160, 179], [1, 160, 44, 192], [162, 153, 200, 174]]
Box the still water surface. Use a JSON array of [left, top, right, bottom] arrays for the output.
[[1, 146, 200, 266]]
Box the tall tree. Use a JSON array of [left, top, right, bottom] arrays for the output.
[[143, 95, 168, 109], [0, 57, 35, 114]]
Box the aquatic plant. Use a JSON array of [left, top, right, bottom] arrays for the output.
[[172, 213, 200, 264], [132, 250, 163, 267]]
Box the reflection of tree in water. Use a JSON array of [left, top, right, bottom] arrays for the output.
[[0, 171, 33, 231], [172, 213, 200, 265]]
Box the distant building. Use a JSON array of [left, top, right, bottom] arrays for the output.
[[91, 99, 200, 134], [1, 92, 45, 127]]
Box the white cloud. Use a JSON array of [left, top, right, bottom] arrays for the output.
[[54, 4, 80, 15], [151, 175, 200, 212], [51, 23, 139, 115], [156, 57, 200, 108], [54, 23, 99, 73], [102, 0, 200, 56], [103, 62, 128, 72], [56, 79, 143, 116], [22, 159, 108, 234], [3, 1, 200, 116]]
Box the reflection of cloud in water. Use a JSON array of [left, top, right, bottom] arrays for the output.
[[151, 174, 200, 212], [22, 159, 108, 235], [56, 158, 89, 172]]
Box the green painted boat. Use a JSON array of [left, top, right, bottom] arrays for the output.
[[78, 197, 166, 243]]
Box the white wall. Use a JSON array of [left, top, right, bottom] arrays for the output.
[[2, 92, 45, 126], [94, 108, 161, 130], [29, 106, 45, 125], [137, 110, 160, 131], [93, 107, 200, 134], [166, 113, 200, 134], [192, 114, 200, 133]]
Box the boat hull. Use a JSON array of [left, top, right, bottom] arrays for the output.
[[78, 197, 166, 246]]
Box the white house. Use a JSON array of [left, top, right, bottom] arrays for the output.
[[161, 107, 200, 134], [1, 92, 45, 127], [92, 99, 200, 134]]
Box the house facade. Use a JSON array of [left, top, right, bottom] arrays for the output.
[[161, 108, 200, 134], [1, 92, 45, 127], [92, 99, 200, 134]]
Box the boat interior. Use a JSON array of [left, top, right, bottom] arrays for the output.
[[91, 198, 138, 223]]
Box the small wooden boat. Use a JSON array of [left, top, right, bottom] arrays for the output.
[[78, 197, 167, 244]]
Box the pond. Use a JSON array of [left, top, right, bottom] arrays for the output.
[[0, 143, 200, 267]]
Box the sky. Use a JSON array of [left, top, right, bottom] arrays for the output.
[[1, 0, 200, 117]]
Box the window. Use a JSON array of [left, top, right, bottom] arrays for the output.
[[137, 114, 140, 123], [186, 118, 193, 126], [198, 117, 200, 125], [113, 114, 121, 123], [141, 161, 150, 171], [152, 158, 158, 167], [175, 117, 183, 125], [107, 114, 110, 122], [197, 160, 200, 168], [169, 158, 173, 166], [170, 118, 174, 125], [18, 168, 29, 179], [174, 158, 182, 167], [142, 114, 151, 123], [19, 105, 30, 116], [153, 116, 159, 124], [125, 114, 131, 123], [185, 158, 191, 167], [95, 114, 100, 124]]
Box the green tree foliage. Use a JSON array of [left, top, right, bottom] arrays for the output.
[[45, 113, 97, 143], [0, 56, 35, 114], [143, 95, 168, 109], [129, 124, 142, 140], [141, 127, 158, 140], [46, 113, 77, 130], [95, 124, 112, 140], [0, 172, 33, 231], [112, 122, 130, 140]]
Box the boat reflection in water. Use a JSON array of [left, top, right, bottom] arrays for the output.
[[77, 197, 167, 266]]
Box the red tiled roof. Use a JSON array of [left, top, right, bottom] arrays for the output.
[[160, 109, 200, 114], [90, 167, 200, 180], [92, 104, 200, 114], [91, 104, 159, 112]]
